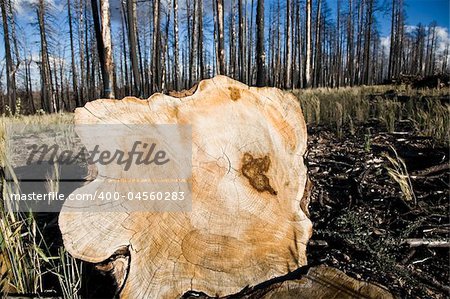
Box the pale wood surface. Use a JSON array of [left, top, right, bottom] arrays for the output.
[[182, 265, 394, 299], [59, 76, 312, 298]]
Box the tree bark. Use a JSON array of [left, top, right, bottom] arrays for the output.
[[152, 0, 161, 92], [1, 0, 16, 113], [215, 0, 225, 75], [247, 0, 254, 84], [100, 0, 115, 98], [256, 0, 265, 86], [126, 0, 142, 96], [238, 0, 244, 81], [197, 0, 204, 79], [285, 0, 292, 88], [91, 0, 115, 99], [37, 0, 55, 112], [67, 0, 81, 107], [305, 0, 312, 88], [173, 0, 180, 89], [363, 0, 373, 85]]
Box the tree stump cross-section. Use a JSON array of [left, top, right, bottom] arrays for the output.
[[59, 76, 312, 298]]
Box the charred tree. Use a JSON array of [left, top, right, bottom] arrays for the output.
[[256, 0, 266, 86], [0, 0, 16, 113]]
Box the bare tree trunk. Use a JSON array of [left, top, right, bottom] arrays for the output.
[[256, 0, 266, 86], [120, 1, 129, 95], [347, 0, 354, 86], [238, 0, 244, 81], [67, 0, 80, 107], [229, 0, 236, 77], [387, 0, 396, 79], [53, 56, 60, 111], [295, 0, 302, 88], [137, 26, 145, 95], [247, 0, 254, 84], [151, 0, 161, 91], [1, 0, 16, 113], [275, 0, 281, 87], [214, 0, 225, 75], [355, 0, 363, 85], [84, 7, 91, 100], [163, 0, 170, 92], [100, 0, 115, 98], [173, 0, 180, 89], [363, 0, 373, 85], [26, 56, 35, 113], [127, 0, 141, 96], [427, 22, 436, 75], [285, 0, 292, 88], [37, 0, 55, 112], [305, 0, 312, 87], [197, 0, 204, 79], [8, 0, 19, 66], [335, 0, 341, 87], [78, 0, 86, 103], [313, 0, 321, 87], [188, 0, 196, 85], [92, 0, 115, 99]]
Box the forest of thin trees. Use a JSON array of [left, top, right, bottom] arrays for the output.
[[0, 0, 449, 113]]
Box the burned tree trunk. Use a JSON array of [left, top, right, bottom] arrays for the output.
[[285, 0, 292, 89], [1, 0, 16, 113], [126, 0, 141, 96], [173, 0, 180, 90], [152, 0, 161, 92], [256, 0, 265, 86], [215, 0, 225, 75], [91, 0, 115, 99], [305, 0, 312, 88], [37, 0, 55, 112], [68, 0, 81, 107], [100, 0, 115, 98]]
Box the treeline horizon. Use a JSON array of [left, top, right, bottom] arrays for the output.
[[1, 0, 449, 114]]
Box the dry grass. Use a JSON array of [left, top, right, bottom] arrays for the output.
[[384, 146, 417, 204], [0, 114, 82, 297], [293, 85, 450, 144]]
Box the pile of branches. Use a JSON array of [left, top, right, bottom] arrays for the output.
[[306, 121, 449, 298], [387, 73, 450, 89]]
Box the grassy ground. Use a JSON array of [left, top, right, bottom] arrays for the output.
[[0, 85, 448, 298], [294, 85, 449, 144]]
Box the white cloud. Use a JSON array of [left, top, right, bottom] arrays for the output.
[[380, 36, 390, 56], [380, 25, 450, 69], [13, 0, 64, 17], [435, 27, 450, 69]]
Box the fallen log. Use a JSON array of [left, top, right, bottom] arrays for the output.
[[182, 265, 394, 299], [402, 238, 450, 248], [59, 76, 312, 298]]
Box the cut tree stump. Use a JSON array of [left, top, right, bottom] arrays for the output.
[[58, 75, 312, 298]]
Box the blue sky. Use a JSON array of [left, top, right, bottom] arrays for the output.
[[0, 0, 449, 85], [405, 0, 449, 29], [4, 0, 450, 49], [327, 0, 450, 36]]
